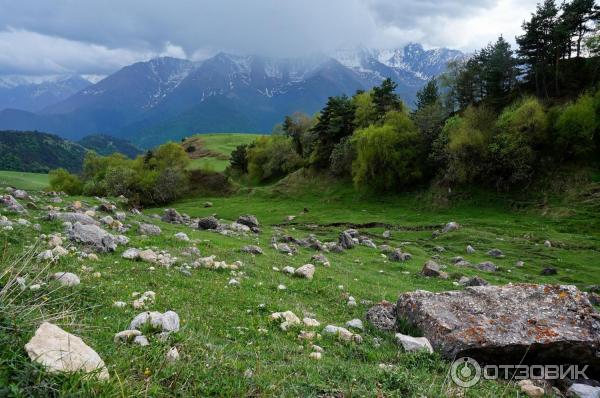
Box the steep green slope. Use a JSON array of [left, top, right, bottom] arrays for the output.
[[0, 130, 88, 173], [78, 134, 142, 158]]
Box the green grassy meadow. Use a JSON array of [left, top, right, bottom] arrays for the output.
[[1, 165, 599, 397], [186, 133, 263, 171], [0, 170, 49, 190]]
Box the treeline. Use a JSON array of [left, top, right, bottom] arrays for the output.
[[49, 143, 191, 205], [229, 0, 600, 192]]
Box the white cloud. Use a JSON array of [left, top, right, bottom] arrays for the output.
[[0, 0, 541, 75]]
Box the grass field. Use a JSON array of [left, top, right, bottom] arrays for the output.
[[186, 133, 263, 171], [0, 170, 49, 190], [1, 169, 599, 397]]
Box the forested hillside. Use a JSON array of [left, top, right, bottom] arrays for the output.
[[0, 130, 88, 173]]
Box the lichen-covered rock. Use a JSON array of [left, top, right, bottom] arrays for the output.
[[241, 245, 263, 255], [338, 231, 354, 249], [366, 301, 397, 332], [1, 195, 27, 214], [294, 264, 315, 280], [396, 284, 600, 371], [68, 222, 117, 252], [25, 322, 109, 380], [139, 223, 161, 236]]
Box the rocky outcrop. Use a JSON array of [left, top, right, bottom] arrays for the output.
[[396, 284, 600, 374]]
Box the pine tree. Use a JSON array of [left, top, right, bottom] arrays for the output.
[[372, 78, 401, 119], [415, 79, 440, 110]]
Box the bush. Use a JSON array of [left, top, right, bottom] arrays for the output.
[[352, 111, 424, 191], [48, 168, 83, 195], [329, 136, 355, 178], [554, 93, 597, 159], [443, 106, 495, 184], [50, 142, 190, 206], [247, 136, 304, 182]]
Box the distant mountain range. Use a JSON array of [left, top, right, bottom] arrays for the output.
[[0, 44, 463, 148], [0, 75, 93, 112]]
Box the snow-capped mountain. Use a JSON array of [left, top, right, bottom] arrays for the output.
[[0, 75, 92, 112], [0, 44, 462, 147]]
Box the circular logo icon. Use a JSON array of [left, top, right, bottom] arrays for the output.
[[450, 357, 481, 388]]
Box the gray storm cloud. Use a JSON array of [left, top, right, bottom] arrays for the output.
[[0, 0, 539, 75]]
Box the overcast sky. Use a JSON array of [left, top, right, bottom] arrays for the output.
[[0, 0, 541, 76]]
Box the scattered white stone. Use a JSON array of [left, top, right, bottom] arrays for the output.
[[114, 330, 142, 343], [122, 248, 140, 260], [395, 333, 433, 353], [518, 380, 545, 398], [345, 319, 364, 331], [166, 347, 180, 362], [544, 240, 552, 248], [133, 335, 150, 346], [25, 322, 109, 380], [282, 266, 296, 274], [309, 352, 322, 360], [52, 272, 80, 287], [37, 250, 55, 262], [303, 318, 320, 327], [277, 284, 287, 291], [294, 264, 315, 280], [466, 245, 476, 254], [113, 301, 127, 308], [271, 311, 301, 331], [567, 383, 600, 398], [174, 232, 189, 241], [228, 278, 240, 287]]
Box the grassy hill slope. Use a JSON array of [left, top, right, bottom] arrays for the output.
[[183, 133, 263, 171]]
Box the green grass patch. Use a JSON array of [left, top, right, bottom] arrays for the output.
[[0, 170, 49, 190], [185, 133, 263, 172]]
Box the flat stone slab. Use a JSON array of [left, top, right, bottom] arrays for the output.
[[396, 284, 600, 373], [25, 322, 109, 380]]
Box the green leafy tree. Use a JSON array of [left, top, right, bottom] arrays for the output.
[[352, 111, 424, 192], [48, 168, 83, 195]]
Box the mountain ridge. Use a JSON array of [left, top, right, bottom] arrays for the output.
[[0, 44, 463, 147]]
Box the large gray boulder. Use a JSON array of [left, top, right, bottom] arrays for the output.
[[139, 223, 161, 236], [162, 208, 184, 224], [1, 195, 27, 214], [197, 216, 220, 230], [48, 212, 97, 225], [338, 232, 354, 249], [237, 215, 259, 229], [68, 222, 117, 252], [396, 284, 600, 373]]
